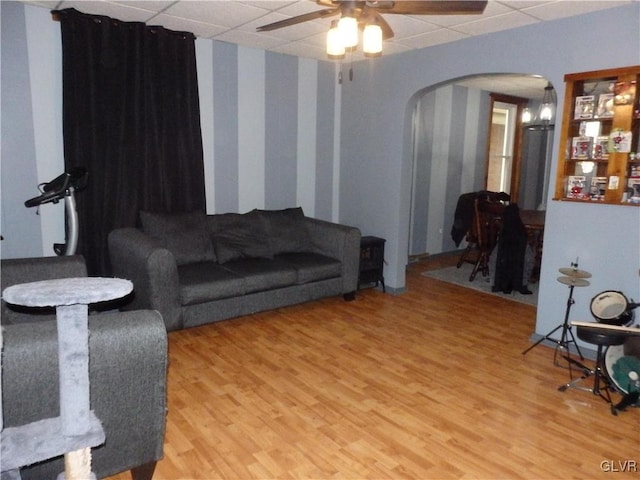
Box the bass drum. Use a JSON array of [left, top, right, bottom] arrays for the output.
[[590, 290, 634, 325], [605, 337, 640, 406]]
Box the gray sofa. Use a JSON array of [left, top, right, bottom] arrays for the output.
[[1, 255, 167, 480], [108, 207, 361, 331]]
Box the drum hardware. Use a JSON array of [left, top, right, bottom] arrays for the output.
[[557, 276, 590, 287], [558, 267, 592, 279], [522, 261, 588, 371], [560, 322, 640, 415]]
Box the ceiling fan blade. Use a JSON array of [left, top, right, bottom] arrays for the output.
[[361, 7, 394, 40], [257, 8, 339, 32], [380, 1, 488, 15]]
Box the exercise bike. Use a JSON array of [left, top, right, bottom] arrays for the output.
[[24, 167, 88, 256]]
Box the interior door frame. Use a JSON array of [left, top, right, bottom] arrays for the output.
[[485, 93, 528, 203]]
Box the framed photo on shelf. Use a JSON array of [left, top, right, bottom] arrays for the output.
[[574, 95, 595, 119], [595, 93, 614, 118]]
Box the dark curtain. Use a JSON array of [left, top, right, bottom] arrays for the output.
[[57, 8, 206, 275]]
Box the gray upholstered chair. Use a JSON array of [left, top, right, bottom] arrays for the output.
[[1, 255, 167, 480]]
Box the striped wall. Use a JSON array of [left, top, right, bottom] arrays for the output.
[[1, 2, 341, 259], [409, 84, 489, 256], [200, 42, 339, 219]]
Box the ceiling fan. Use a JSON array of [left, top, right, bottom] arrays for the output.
[[256, 1, 489, 42]]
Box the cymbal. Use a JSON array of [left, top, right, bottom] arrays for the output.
[[558, 267, 592, 278], [557, 276, 590, 287]]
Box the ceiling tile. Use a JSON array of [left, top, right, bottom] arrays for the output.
[[397, 28, 469, 50], [384, 15, 441, 39], [152, 13, 227, 37], [113, 1, 175, 13], [162, 1, 271, 28], [58, 0, 159, 21], [518, 0, 634, 21], [451, 10, 540, 36], [214, 28, 287, 49]]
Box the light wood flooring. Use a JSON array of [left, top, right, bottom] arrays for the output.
[[108, 254, 639, 480]]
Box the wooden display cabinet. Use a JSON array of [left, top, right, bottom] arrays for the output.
[[554, 65, 640, 205]]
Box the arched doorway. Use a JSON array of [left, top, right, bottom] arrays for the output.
[[408, 73, 554, 259]]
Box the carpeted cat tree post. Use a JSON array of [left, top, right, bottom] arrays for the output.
[[1, 277, 132, 480]]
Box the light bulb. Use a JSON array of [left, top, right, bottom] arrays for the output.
[[338, 16, 358, 50], [363, 24, 382, 57], [326, 21, 345, 59]]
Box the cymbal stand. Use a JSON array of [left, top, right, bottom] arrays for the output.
[[522, 264, 585, 373]]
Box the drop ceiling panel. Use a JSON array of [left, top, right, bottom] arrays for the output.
[[16, 0, 636, 99]]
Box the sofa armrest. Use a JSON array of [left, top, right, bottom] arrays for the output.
[[1, 310, 168, 480], [108, 228, 182, 331], [304, 217, 361, 296]]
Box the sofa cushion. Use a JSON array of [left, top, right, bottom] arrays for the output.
[[277, 252, 342, 284], [221, 258, 297, 294], [254, 207, 312, 255], [207, 212, 272, 264], [178, 262, 245, 305], [140, 211, 216, 266]]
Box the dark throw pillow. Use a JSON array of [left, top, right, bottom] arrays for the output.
[[208, 212, 273, 264], [254, 207, 312, 255], [139, 211, 216, 266]]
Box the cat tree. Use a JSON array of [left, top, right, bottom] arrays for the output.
[[1, 277, 132, 479]]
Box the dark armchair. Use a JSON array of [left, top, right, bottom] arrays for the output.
[[1, 255, 167, 480]]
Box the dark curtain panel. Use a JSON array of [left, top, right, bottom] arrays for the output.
[[57, 8, 205, 275]]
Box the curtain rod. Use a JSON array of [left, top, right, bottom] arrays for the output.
[[49, 9, 195, 39]]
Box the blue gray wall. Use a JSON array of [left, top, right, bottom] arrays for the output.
[[337, 4, 640, 343], [2, 1, 639, 344]]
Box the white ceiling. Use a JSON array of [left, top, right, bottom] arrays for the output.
[[22, 1, 636, 61], [19, 0, 636, 98]]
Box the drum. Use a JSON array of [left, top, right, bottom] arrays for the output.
[[604, 337, 640, 406], [590, 290, 635, 325]]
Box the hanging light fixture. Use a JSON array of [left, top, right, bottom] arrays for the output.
[[325, 12, 385, 61], [363, 24, 382, 57], [521, 107, 532, 124], [539, 82, 556, 126], [337, 15, 358, 51], [326, 20, 345, 60]]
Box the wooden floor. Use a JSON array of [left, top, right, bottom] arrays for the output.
[[108, 254, 639, 480]]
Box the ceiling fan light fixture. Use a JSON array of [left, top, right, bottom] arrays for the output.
[[326, 21, 346, 59], [338, 15, 358, 50], [363, 24, 382, 57]]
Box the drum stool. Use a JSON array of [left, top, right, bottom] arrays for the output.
[[558, 326, 627, 404]]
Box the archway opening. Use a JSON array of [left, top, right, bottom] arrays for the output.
[[407, 73, 554, 261]]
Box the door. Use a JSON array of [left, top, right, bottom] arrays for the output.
[[485, 94, 527, 201]]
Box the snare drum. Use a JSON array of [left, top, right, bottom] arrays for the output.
[[591, 290, 635, 325], [605, 337, 640, 405]]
